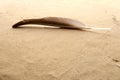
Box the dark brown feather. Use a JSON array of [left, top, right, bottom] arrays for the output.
[[12, 17, 111, 30]]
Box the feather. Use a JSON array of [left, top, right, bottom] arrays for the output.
[[12, 17, 111, 30]]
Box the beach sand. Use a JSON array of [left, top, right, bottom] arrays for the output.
[[0, 0, 120, 80]]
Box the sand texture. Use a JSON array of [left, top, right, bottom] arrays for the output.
[[0, 0, 120, 80]]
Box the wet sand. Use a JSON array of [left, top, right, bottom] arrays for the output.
[[0, 0, 120, 80]]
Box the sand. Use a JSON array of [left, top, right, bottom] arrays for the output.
[[0, 0, 120, 80]]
